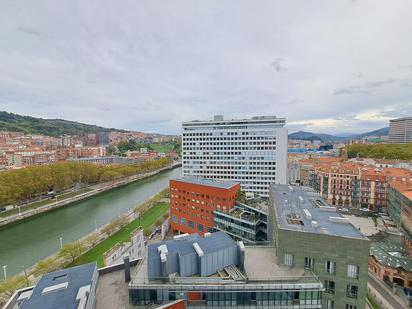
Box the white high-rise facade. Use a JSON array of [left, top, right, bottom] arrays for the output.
[[182, 115, 288, 197]]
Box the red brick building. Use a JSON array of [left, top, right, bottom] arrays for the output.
[[169, 177, 240, 235]]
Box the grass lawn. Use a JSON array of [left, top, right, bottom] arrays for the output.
[[0, 188, 92, 218], [367, 295, 380, 309], [69, 201, 169, 267]]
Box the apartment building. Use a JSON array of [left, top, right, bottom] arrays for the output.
[[309, 162, 412, 210], [387, 179, 412, 257], [182, 115, 287, 197], [269, 185, 370, 309], [169, 177, 240, 235], [389, 117, 412, 144]]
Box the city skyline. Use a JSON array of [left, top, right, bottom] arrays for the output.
[[1, 0, 411, 134]]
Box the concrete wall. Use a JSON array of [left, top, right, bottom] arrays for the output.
[[200, 245, 239, 277]]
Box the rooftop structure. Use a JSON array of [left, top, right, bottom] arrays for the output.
[[270, 185, 365, 239], [370, 242, 412, 271], [171, 177, 239, 190], [18, 263, 98, 309]]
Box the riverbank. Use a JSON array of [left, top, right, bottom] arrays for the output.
[[0, 161, 180, 228], [0, 189, 171, 306]]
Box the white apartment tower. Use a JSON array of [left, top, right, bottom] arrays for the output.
[[182, 115, 288, 197]]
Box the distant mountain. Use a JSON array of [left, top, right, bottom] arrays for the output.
[[288, 127, 389, 143], [288, 131, 347, 143], [0, 111, 127, 137], [351, 127, 389, 139]]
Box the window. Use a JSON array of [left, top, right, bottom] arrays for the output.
[[346, 285, 358, 299], [284, 253, 293, 266], [198, 224, 203, 232], [188, 220, 194, 228], [326, 299, 334, 309], [324, 280, 335, 294], [172, 215, 178, 223], [180, 217, 186, 225], [325, 261, 336, 275], [345, 305, 357, 309], [347, 264, 359, 279], [304, 257, 314, 270]]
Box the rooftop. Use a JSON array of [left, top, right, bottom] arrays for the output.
[[270, 185, 366, 240], [370, 242, 412, 271], [182, 115, 286, 126], [19, 262, 97, 309], [171, 177, 240, 190]]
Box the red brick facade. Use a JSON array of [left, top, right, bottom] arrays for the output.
[[169, 179, 240, 235]]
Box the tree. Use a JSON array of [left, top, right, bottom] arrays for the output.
[[58, 241, 85, 263], [0, 274, 27, 297], [34, 257, 61, 276], [84, 233, 100, 247]]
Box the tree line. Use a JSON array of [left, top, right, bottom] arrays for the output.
[[0, 157, 173, 206], [345, 143, 412, 160]]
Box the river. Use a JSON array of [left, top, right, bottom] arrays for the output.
[[0, 167, 181, 278]]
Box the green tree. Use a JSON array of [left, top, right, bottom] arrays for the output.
[[33, 257, 61, 276], [58, 241, 86, 263]]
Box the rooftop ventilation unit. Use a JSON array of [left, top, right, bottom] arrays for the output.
[[311, 220, 319, 228], [76, 285, 91, 309], [303, 209, 312, 220], [173, 233, 189, 240], [329, 216, 350, 224], [193, 243, 204, 257], [298, 196, 304, 202], [41, 282, 68, 295]]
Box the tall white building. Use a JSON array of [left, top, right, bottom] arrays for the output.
[[182, 115, 287, 197], [389, 117, 412, 144]]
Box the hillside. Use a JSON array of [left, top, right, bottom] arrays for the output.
[[0, 111, 127, 137], [288, 127, 389, 143]]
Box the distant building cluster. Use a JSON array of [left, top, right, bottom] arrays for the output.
[[0, 130, 179, 170]]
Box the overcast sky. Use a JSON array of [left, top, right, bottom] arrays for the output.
[[0, 0, 411, 135]]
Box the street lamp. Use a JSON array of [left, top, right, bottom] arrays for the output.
[[18, 205, 21, 216], [59, 236, 63, 249], [94, 219, 97, 232], [2, 265, 7, 280]]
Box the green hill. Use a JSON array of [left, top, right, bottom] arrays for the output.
[[0, 111, 126, 137]]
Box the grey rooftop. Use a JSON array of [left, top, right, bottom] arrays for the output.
[[172, 176, 240, 190], [19, 262, 97, 309], [270, 185, 366, 240]]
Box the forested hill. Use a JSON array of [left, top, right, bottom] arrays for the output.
[[0, 111, 126, 137]]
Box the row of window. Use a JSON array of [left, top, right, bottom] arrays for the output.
[[287, 255, 359, 278], [171, 215, 205, 232]]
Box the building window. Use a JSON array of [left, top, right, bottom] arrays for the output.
[[172, 215, 178, 223], [347, 264, 359, 279], [345, 305, 357, 309], [346, 285, 358, 299], [180, 218, 186, 225], [324, 280, 335, 294], [304, 257, 314, 270], [284, 253, 293, 266], [326, 299, 334, 309], [325, 261, 336, 275], [198, 224, 203, 232], [188, 220, 194, 228]]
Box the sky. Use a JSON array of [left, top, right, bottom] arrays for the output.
[[0, 0, 411, 135]]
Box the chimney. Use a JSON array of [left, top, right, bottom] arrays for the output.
[[124, 255, 131, 282]]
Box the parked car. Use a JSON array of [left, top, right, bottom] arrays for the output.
[[0, 207, 6, 212], [360, 208, 370, 212], [404, 287, 412, 299]]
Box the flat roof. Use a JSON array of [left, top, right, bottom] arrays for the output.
[[20, 262, 97, 309], [370, 242, 412, 271], [270, 185, 366, 240], [172, 177, 240, 190]]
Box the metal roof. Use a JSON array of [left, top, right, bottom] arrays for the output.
[[19, 262, 97, 309], [370, 242, 412, 271], [172, 177, 240, 190], [270, 184, 366, 240]]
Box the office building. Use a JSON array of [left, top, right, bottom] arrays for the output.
[[269, 185, 370, 309], [129, 232, 323, 307], [182, 115, 288, 197], [389, 117, 412, 144], [169, 177, 240, 235]]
